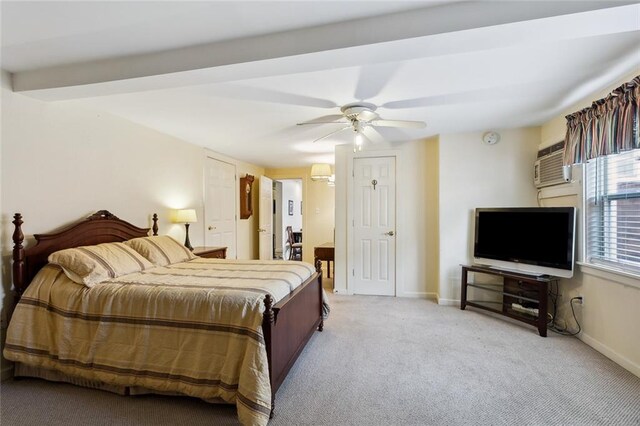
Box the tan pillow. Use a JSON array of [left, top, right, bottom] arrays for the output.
[[48, 242, 154, 287], [125, 236, 196, 266]]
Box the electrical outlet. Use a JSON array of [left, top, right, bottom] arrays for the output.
[[576, 295, 584, 306]]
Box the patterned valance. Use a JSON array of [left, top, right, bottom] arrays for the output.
[[563, 75, 640, 165]]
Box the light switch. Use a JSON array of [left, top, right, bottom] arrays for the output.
[[315, 208, 320, 214]]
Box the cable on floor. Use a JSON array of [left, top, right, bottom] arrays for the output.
[[548, 295, 582, 336]]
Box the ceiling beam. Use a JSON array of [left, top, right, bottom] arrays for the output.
[[12, 1, 637, 100]]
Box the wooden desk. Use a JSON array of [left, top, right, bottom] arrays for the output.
[[314, 242, 334, 278]]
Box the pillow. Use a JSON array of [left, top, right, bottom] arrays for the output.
[[48, 242, 154, 287], [125, 236, 196, 266]]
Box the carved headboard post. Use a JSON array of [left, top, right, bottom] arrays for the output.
[[152, 213, 159, 236], [12, 213, 25, 299], [11, 210, 152, 300]]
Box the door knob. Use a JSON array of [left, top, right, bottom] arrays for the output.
[[385, 231, 395, 236], [208, 226, 216, 231]]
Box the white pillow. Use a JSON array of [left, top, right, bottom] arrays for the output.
[[125, 236, 196, 266], [48, 242, 154, 287]]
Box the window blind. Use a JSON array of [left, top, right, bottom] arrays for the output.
[[586, 149, 640, 275]]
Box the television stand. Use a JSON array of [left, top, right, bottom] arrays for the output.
[[460, 265, 559, 337], [486, 265, 545, 277]]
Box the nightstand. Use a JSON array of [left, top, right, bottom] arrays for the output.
[[192, 246, 227, 259]]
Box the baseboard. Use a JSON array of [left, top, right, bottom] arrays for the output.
[[398, 292, 437, 300], [331, 289, 436, 300], [579, 332, 640, 378], [437, 297, 460, 306]]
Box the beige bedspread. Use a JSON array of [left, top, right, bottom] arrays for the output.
[[4, 258, 316, 426]]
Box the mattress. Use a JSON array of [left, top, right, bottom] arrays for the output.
[[4, 258, 316, 426]]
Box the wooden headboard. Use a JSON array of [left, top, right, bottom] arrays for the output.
[[12, 210, 158, 299]]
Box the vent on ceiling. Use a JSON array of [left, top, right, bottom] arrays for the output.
[[534, 141, 570, 188]]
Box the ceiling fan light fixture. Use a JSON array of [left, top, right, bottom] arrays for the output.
[[353, 130, 364, 153], [310, 163, 332, 181], [353, 121, 365, 152]]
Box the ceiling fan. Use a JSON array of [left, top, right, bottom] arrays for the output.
[[297, 102, 426, 151]]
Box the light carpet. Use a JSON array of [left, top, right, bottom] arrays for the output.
[[1, 294, 639, 425]]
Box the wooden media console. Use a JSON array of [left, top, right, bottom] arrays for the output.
[[461, 265, 560, 337]]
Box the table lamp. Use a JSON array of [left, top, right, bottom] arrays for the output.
[[174, 209, 197, 250]]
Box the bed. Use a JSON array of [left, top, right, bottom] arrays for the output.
[[5, 210, 324, 426]]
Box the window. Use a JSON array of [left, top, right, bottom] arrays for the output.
[[585, 149, 640, 275]]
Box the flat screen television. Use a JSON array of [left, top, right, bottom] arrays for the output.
[[473, 207, 576, 278]]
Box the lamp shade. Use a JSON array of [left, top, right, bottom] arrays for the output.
[[310, 163, 332, 181], [174, 209, 197, 223]]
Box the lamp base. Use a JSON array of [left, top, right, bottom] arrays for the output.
[[184, 223, 194, 251]]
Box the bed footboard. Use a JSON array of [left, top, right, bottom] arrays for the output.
[[262, 259, 323, 417]]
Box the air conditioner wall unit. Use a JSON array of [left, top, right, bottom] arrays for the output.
[[534, 141, 571, 188]]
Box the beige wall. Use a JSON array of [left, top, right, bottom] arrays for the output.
[[438, 128, 541, 302], [1, 75, 199, 311], [0, 72, 263, 377], [1, 86, 206, 245], [334, 151, 348, 290], [264, 167, 335, 275], [280, 179, 303, 240], [539, 72, 640, 377], [0, 77, 266, 287], [334, 130, 536, 299], [425, 137, 440, 298]]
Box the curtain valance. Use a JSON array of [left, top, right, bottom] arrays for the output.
[[563, 75, 639, 165]]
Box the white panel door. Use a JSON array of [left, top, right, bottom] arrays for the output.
[[259, 175, 273, 260], [205, 157, 237, 258], [352, 156, 396, 295]]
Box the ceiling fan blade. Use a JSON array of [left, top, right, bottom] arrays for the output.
[[363, 126, 385, 144], [354, 63, 398, 101], [371, 119, 426, 129], [374, 126, 412, 142], [297, 115, 349, 126], [381, 97, 437, 110], [205, 84, 338, 109], [298, 121, 348, 125], [381, 83, 536, 109], [313, 126, 351, 143]]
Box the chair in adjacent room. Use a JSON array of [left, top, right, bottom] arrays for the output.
[[285, 226, 303, 261]]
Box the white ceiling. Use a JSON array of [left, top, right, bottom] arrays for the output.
[[2, 1, 639, 168]]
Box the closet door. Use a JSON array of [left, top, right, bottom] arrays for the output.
[[205, 157, 237, 258], [352, 156, 396, 296]]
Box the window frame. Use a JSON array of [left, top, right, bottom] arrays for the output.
[[583, 150, 640, 278]]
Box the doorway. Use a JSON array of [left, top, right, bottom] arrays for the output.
[[204, 156, 237, 258], [258, 175, 274, 260], [272, 178, 303, 260]]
